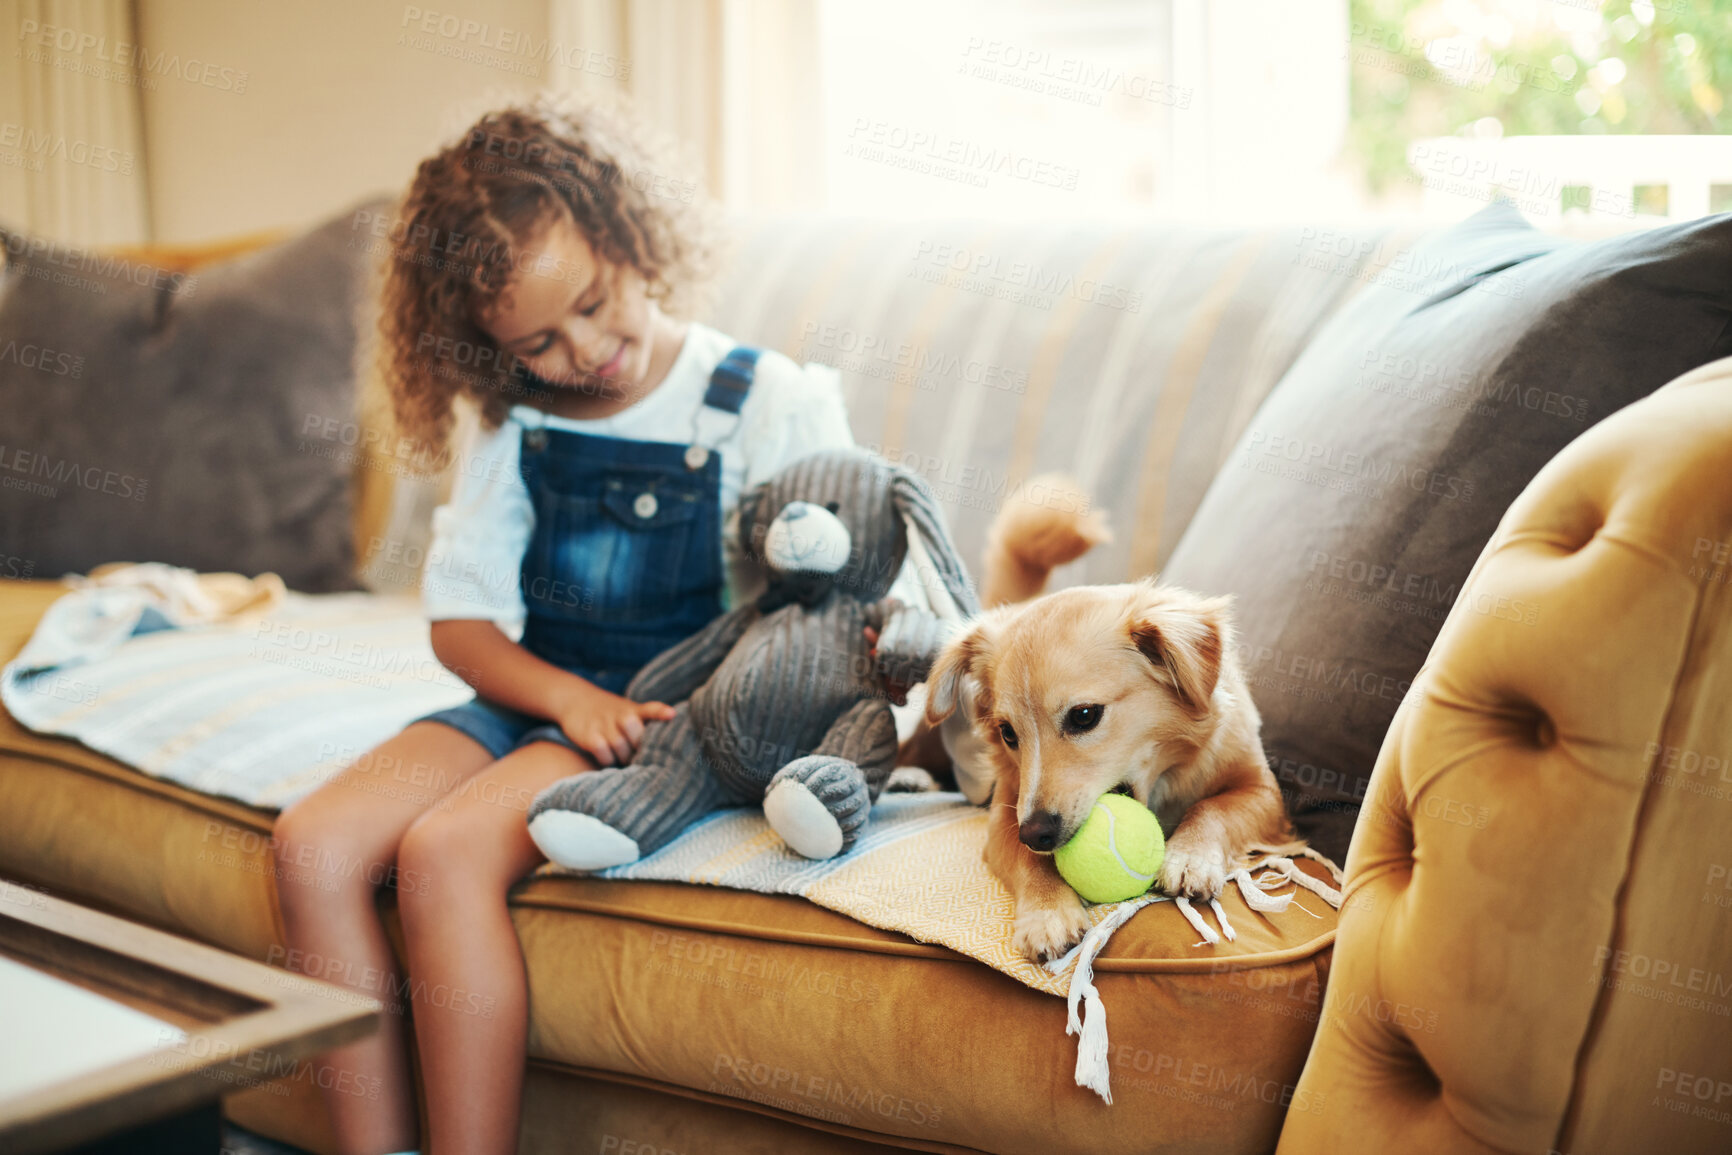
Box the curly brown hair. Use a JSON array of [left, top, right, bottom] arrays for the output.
[[370, 91, 721, 466]]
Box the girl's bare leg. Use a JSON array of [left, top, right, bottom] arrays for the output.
[[396, 740, 591, 1155], [273, 721, 495, 1155]]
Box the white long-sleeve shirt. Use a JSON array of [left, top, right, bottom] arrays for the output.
[[421, 320, 875, 638]]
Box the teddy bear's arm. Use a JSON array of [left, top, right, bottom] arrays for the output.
[[870, 601, 955, 687], [623, 605, 759, 705]]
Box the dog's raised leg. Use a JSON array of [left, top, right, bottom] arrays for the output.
[[1160, 778, 1291, 899]]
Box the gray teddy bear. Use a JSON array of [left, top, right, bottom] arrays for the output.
[[527, 448, 980, 870]]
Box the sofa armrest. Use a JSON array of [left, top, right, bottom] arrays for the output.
[[1278, 356, 1732, 1155]]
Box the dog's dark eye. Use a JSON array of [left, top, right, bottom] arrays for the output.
[[825, 500, 840, 514], [1065, 704, 1103, 733], [998, 721, 1019, 749]]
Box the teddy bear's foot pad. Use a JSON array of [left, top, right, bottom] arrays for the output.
[[765, 756, 873, 859], [764, 779, 846, 859], [528, 811, 642, 871]]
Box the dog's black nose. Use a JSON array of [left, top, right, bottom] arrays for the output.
[[1019, 811, 1063, 853]]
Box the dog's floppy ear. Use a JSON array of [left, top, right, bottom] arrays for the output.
[[1128, 584, 1231, 719], [891, 469, 981, 617], [925, 618, 995, 725]]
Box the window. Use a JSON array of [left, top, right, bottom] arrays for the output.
[[809, 0, 1732, 224]]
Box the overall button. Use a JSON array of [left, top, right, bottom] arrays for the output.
[[684, 444, 710, 471], [524, 428, 548, 451], [633, 492, 659, 519]]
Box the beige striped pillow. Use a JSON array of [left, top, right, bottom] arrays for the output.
[[702, 217, 1392, 586]]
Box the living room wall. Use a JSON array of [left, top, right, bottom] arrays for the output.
[[135, 0, 550, 241]]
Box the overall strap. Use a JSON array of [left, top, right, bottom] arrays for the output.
[[703, 345, 761, 414]]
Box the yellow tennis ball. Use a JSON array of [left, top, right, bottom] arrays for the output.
[[1054, 793, 1165, 904]]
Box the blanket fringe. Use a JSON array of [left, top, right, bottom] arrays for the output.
[[1175, 896, 1220, 944], [1209, 897, 1235, 942], [1049, 847, 1346, 1105], [1267, 857, 1344, 907], [1232, 868, 1293, 913], [1048, 892, 1163, 1104]]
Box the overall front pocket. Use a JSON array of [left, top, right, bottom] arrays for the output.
[[526, 470, 709, 623]]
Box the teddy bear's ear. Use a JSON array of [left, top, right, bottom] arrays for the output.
[[890, 469, 981, 617], [737, 481, 772, 555]]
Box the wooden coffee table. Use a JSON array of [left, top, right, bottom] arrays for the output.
[[0, 881, 379, 1154]]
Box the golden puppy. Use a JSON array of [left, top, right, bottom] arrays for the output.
[[925, 579, 1294, 961]]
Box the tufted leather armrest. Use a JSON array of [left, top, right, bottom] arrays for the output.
[[1278, 356, 1732, 1155]]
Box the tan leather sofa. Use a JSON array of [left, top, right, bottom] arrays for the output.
[[4, 227, 1728, 1155], [1279, 357, 1732, 1155]]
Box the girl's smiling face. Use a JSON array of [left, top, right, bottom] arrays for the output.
[[478, 215, 684, 408]]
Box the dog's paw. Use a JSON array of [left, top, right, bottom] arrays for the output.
[[1160, 842, 1229, 900], [1011, 892, 1092, 963], [884, 766, 939, 793]]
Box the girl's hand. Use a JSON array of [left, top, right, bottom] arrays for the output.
[[553, 678, 676, 767], [863, 625, 910, 707]]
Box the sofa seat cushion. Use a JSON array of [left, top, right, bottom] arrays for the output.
[[1, 577, 1338, 1153], [509, 875, 1335, 1154], [0, 579, 289, 954]]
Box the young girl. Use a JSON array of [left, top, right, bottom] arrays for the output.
[[272, 94, 862, 1155]]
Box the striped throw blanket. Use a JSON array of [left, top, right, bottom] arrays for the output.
[[2, 582, 1341, 1102], [1, 586, 472, 807]]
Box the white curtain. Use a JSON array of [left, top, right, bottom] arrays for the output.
[[549, 0, 821, 212], [1168, 0, 1351, 220], [0, 0, 151, 244]]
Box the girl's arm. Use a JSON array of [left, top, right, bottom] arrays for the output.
[[419, 419, 670, 765], [419, 414, 570, 718], [430, 618, 593, 720], [431, 619, 674, 766]]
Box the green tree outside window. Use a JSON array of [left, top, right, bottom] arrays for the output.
[[1349, 0, 1732, 197]]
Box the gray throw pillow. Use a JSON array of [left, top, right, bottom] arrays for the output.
[[1162, 202, 1732, 862], [0, 201, 386, 592]]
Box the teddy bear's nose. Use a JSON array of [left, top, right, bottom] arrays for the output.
[[781, 504, 809, 521]]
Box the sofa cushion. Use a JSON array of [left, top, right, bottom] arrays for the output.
[[0, 578, 1337, 1155], [0, 202, 386, 593], [702, 218, 1385, 582], [1162, 203, 1732, 861], [1281, 357, 1732, 1155], [228, 1061, 918, 1155], [509, 873, 1333, 1154]]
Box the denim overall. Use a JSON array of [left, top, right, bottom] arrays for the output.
[[413, 347, 762, 760]]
